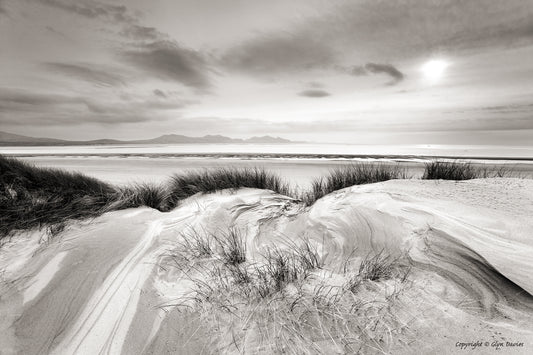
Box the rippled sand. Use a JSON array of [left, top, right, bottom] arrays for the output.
[[1, 178, 532, 354]]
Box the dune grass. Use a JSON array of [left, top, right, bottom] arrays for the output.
[[422, 160, 515, 180], [303, 163, 408, 205], [166, 226, 411, 353], [165, 167, 291, 207], [345, 250, 410, 294], [0, 155, 183, 239], [0, 156, 294, 239], [0, 155, 117, 238], [1, 155, 521, 238], [113, 183, 169, 210], [422, 161, 478, 180], [216, 228, 247, 266]]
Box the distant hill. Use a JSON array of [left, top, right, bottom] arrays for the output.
[[0, 131, 66, 145], [0, 131, 295, 146]]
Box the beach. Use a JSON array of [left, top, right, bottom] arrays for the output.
[[3, 143, 533, 188], [1, 176, 532, 354], [4, 0, 533, 353]]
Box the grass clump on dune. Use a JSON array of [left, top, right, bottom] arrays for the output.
[[2, 155, 520, 238], [0, 155, 180, 238], [422, 160, 515, 181], [422, 161, 478, 180], [303, 163, 407, 205], [0, 155, 117, 239], [345, 250, 410, 294], [113, 183, 169, 210], [167, 227, 411, 353], [166, 167, 291, 207], [0, 156, 295, 238], [216, 227, 247, 266]]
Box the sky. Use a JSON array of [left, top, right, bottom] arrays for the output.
[[1, 0, 533, 145]]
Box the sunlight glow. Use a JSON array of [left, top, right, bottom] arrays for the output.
[[421, 59, 449, 82]]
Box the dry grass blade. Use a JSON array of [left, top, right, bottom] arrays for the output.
[[303, 163, 408, 205]]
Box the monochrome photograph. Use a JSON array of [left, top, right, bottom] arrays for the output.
[[1, 0, 532, 354]]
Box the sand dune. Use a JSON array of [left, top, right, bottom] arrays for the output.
[[1, 178, 532, 354]]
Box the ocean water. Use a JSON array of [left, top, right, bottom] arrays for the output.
[[2, 143, 533, 158], [2, 144, 532, 188]]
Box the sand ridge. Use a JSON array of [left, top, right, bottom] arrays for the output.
[[0, 178, 532, 354]]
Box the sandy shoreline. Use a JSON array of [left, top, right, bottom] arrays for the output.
[[8, 155, 533, 189]]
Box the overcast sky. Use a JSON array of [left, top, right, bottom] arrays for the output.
[[1, 0, 532, 144]]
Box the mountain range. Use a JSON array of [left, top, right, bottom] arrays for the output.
[[0, 131, 295, 146]]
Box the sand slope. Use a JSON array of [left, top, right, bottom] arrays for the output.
[[1, 178, 532, 354]]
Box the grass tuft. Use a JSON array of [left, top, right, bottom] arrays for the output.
[[422, 161, 478, 180], [1, 155, 116, 239], [345, 250, 410, 294], [1, 157, 295, 238], [166, 167, 291, 207], [113, 183, 169, 210], [215, 227, 247, 266], [303, 163, 407, 205], [421, 160, 518, 180], [2, 155, 522, 239], [178, 227, 215, 259], [166, 227, 413, 354]]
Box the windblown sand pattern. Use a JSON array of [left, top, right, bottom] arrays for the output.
[[1, 179, 532, 354]]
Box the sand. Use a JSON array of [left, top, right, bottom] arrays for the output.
[[14, 155, 533, 189], [1, 178, 532, 354]]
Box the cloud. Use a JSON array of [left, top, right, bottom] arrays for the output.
[[120, 25, 164, 41], [0, 88, 79, 108], [221, 33, 335, 75], [36, 1, 212, 90], [336, 0, 533, 56], [120, 41, 210, 90], [35, 0, 134, 23], [35, 0, 170, 44], [344, 63, 404, 85], [42, 62, 126, 87], [153, 89, 167, 98], [298, 89, 330, 98], [364, 63, 404, 84], [0, 88, 191, 126]]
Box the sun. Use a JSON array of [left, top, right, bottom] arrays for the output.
[[421, 59, 449, 82]]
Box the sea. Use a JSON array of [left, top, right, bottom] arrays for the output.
[[2, 143, 532, 188]]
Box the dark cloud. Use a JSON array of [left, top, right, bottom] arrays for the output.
[[120, 25, 164, 41], [344, 63, 404, 85], [153, 89, 167, 98], [364, 63, 404, 84], [36, 0, 169, 45], [120, 41, 210, 90], [348, 66, 367, 76], [216, 0, 533, 80], [221, 33, 335, 75], [298, 89, 330, 98], [43, 62, 126, 87], [0, 88, 191, 126], [36, 1, 212, 90], [0, 88, 80, 108], [35, 0, 134, 23]]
